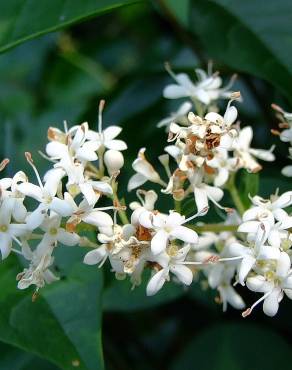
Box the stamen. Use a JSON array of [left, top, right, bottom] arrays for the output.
[[184, 206, 209, 223], [98, 99, 105, 140], [0, 158, 9, 172], [217, 256, 244, 262], [164, 62, 179, 82], [63, 120, 68, 133], [25, 152, 44, 190], [242, 290, 272, 318]]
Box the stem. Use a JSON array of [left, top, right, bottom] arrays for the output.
[[111, 181, 129, 225], [226, 172, 245, 216], [188, 224, 239, 233], [191, 97, 205, 117], [98, 146, 105, 178], [174, 199, 181, 213]]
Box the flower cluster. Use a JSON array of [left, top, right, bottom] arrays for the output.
[[1, 64, 291, 318]]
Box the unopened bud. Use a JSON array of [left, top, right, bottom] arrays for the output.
[[104, 150, 124, 175]]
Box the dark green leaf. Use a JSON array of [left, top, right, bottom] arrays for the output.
[[171, 322, 292, 370], [189, 0, 292, 102], [103, 273, 184, 312], [0, 254, 103, 370], [238, 170, 259, 209], [0, 0, 143, 54]]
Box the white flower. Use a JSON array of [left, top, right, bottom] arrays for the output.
[[146, 245, 193, 296], [40, 213, 80, 246], [163, 65, 235, 105], [0, 171, 28, 222], [244, 252, 292, 317], [206, 148, 237, 187], [46, 122, 99, 163], [17, 240, 58, 290], [139, 211, 198, 255], [189, 170, 224, 213], [18, 161, 73, 230], [229, 241, 280, 285], [65, 194, 114, 232], [233, 126, 275, 172], [157, 101, 192, 128], [87, 126, 127, 152], [128, 148, 166, 191], [0, 198, 28, 259], [130, 190, 158, 225]]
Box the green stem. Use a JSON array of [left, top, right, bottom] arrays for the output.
[[174, 199, 181, 213], [188, 224, 239, 233], [111, 181, 129, 225], [226, 172, 245, 216], [98, 147, 105, 178]]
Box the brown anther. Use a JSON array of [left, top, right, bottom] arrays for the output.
[[242, 308, 251, 318], [271, 129, 281, 136], [136, 225, 152, 241], [32, 291, 39, 302], [205, 255, 220, 264], [225, 207, 235, 214], [231, 91, 241, 100], [25, 151, 33, 163], [99, 99, 105, 112], [0, 158, 9, 172], [279, 122, 289, 128], [271, 103, 284, 113]]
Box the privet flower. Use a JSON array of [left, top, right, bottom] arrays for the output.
[[1, 64, 291, 320]]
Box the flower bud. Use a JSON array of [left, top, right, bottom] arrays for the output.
[[104, 149, 124, 175]]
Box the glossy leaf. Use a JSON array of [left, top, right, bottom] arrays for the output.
[[0, 254, 103, 370], [171, 323, 292, 370], [0, 0, 142, 54], [189, 0, 292, 102]]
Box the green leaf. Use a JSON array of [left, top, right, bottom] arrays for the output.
[[103, 273, 184, 312], [0, 341, 59, 370], [0, 0, 143, 54], [189, 0, 292, 102], [0, 254, 103, 370], [238, 170, 259, 209], [171, 322, 292, 370], [163, 0, 190, 27]]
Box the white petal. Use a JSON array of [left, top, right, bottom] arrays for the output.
[[249, 148, 275, 161], [0, 233, 11, 259], [146, 269, 167, 296], [26, 205, 46, 230], [90, 181, 113, 195], [276, 252, 291, 278], [225, 286, 245, 309], [263, 288, 281, 317], [214, 168, 229, 187], [106, 139, 127, 151], [79, 183, 97, 205], [238, 221, 259, 233], [57, 229, 80, 246], [170, 226, 198, 244], [194, 187, 208, 212], [170, 264, 193, 285], [163, 85, 189, 99], [238, 255, 256, 285], [50, 197, 73, 217], [151, 229, 169, 255], [83, 211, 113, 228], [205, 185, 224, 201], [128, 173, 147, 191], [224, 106, 237, 126], [84, 246, 107, 265], [103, 126, 122, 141], [17, 183, 43, 201], [282, 165, 292, 177]]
